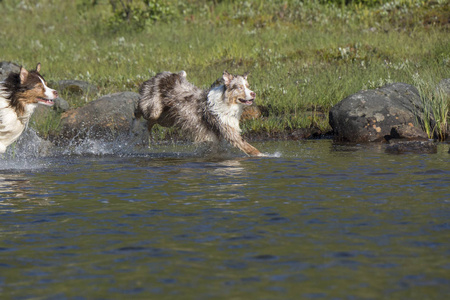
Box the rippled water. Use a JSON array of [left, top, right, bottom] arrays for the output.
[[1, 139, 449, 299]]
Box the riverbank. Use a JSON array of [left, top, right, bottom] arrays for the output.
[[1, 0, 449, 139]]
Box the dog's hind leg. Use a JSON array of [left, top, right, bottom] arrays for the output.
[[141, 98, 164, 134], [135, 103, 159, 137], [147, 119, 157, 132], [146, 98, 163, 123]]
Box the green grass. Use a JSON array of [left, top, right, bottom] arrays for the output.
[[1, 0, 449, 139], [413, 72, 449, 140]]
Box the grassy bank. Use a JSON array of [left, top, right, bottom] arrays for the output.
[[1, 0, 449, 139]]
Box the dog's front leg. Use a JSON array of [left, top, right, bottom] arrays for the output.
[[221, 126, 264, 156], [236, 138, 263, 157]]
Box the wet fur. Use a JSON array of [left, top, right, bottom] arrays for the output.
[[136, 71, 262, 156], [0, 63, 57, 153]]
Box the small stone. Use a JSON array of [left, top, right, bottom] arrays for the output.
[[53, 97, 70, 112], [55, 80, 98, 96]]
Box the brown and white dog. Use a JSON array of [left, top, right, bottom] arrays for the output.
[[136, 71, 263, 156], [0, 63, 58, 153]]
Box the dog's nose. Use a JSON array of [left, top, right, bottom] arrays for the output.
[[53, 90, 59, 98], [250, 91, 256, 98]]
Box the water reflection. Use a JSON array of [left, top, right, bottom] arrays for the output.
[[210, 159, 246, 177], [0, 173, 54, 208], [0, 174, 29, 200], [149, 158, 251, 205], [0, 174, 33, 212], [330, 141, 385, 153]]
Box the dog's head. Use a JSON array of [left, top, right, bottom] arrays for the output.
[[222, 71, 255, 106], [19, 63, 58, 107], [4, 63, 58, 115]]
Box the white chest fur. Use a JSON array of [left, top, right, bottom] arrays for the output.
[[207, 87, 243, 132], [0, 96, 37, 152]]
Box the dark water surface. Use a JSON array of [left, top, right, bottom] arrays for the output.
[[1, 140, 449, 299]]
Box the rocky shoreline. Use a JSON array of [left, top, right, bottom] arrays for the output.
[[1, 61, 449, 154]]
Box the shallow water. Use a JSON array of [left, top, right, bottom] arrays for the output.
[[1, 139, 449, 299]]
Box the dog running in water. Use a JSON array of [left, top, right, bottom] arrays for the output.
[[136, 70, 264, 156], [0, 63, 58, 153]]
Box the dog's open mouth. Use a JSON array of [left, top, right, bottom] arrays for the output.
[[238, 98, 254, 105], [37, 97, 55, 106]]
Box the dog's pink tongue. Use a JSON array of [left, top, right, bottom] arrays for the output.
[[239, 98, 254, 105], [38, 98, 55, 106]]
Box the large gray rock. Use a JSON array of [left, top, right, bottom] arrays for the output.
[[58, 92, 149, 146], [329, 83, 430, 142]]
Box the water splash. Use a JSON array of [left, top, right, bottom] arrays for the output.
[[56, 137, 138, 157], [1, 128, 281, 170], [3, 128, 51, 157], [0, 158, 49, 171], [49, 124, 149, 157], [268, 151, 282, 158], [0, 128, 52, 171]]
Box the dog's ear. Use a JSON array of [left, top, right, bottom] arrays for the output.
[[19, 67, 29, 84], [223, 70, 233, 86], [35, 63, 41, 73], [243, 72, 250, 80], [178, 70, 187, 78]]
